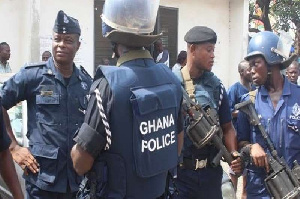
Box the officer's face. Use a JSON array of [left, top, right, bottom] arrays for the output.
[[249, 56, 268, 86], [0, 44, 10, 61], [52, 32, 81, 65], [241, 64, 252, 82], [42, 52, 51, 61], [192, 42, 215, 71], [286, 65, 299, 84]]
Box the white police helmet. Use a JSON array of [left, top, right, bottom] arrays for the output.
[[101, 0, 162, 47], [245, 31, 296, 69]]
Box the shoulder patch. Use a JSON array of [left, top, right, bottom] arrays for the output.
[[24, 61, 46, 69], [80, 65, 92, 80]]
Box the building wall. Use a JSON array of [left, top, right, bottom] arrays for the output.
[[0, 0, 29, 72], [0, 0, 94, 75], [0, 0, 249, 87], [229, 0, 250, 87]]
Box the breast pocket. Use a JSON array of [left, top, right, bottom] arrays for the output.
[[36, 94, 60, 125], [78, 94, 88, 113], [194, 90, 216, 109], [70, 94, 89, 126]]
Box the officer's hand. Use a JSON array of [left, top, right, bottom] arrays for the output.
[[230, 151, 242, 175], [250, 143, 269, 172], [11, 145, 40, 174]]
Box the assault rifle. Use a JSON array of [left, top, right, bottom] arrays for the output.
[[181, 88, 235, 166], [235, 100, 300, 199]]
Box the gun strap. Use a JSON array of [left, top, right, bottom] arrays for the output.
[[181, 65, 196, 101], [249, 89, 257, 103]]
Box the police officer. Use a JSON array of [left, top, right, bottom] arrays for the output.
[[0, 98, 24, 199], [172, 26, 242, 198], [1, 10, 92, 198], [227, 60, 255, 196], [71, 0, 184, 198], [286, 61, 299, 85], [237, 31, 298, 198]]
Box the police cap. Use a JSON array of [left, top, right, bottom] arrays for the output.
[[184, 26, 217, 44], [53, 10, 81, 35]]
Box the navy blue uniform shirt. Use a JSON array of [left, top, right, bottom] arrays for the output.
[[0, 58, 92, 193], [227, 82, 255, 129], [237, 77, 300, 198]]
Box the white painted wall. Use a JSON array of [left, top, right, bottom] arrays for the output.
[[0, 0, 94, 75], [0, 0, 248, 85], [229, 0, 250, 87], [0, 0, 30, 72]]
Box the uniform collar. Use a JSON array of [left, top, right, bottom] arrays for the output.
[[46, 58, 81, 85], [116, 50, 152, 66], [260, 76, 291, 96]]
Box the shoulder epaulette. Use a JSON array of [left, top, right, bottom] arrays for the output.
[[24, 61, 46, 69], [80, 65, 92, 80]]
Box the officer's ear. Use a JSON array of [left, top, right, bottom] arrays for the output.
[[239, 69, 243, 76], [77, 41, 81, 51], [189, 44, 197, 56], [75, 35, 81, 51]]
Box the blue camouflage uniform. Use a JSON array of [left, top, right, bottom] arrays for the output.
[[237, 77, 300, 199], [227, 82, 255, 130], [74, 50, 183, 199], [0, 58, 92, 197], [173, 67, 232, 198]]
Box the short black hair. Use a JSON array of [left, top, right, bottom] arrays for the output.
[[176, 51, 187, 65], [42, 50, 52, 55], [0, 42, 9, 51]]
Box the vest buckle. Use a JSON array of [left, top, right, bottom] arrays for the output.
[[195, 158, 207, 170]]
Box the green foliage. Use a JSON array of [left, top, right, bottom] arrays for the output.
[[272, 0, 300, 31], [249, 1, 255, 15]]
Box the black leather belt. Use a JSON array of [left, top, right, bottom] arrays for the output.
[[179, 158, 208, 170]]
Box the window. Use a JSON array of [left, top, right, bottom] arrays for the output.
[[154, 6, 178, 67], [94, 1, 178, 71]]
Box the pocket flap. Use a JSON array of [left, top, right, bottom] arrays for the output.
[[36, 94, 60, 105], [131, 84, 177, 115], [31, 144, 59, 159]]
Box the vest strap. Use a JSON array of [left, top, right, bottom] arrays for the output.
[[181, 66, 195, 100]]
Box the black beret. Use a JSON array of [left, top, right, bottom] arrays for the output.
[[53, 10, 81, 35], [184, 26, 217, 44]]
